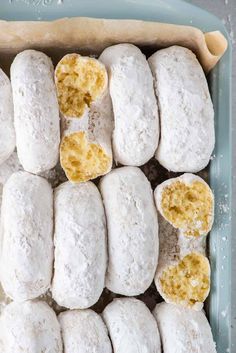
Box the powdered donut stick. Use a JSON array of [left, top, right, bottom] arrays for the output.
[[153, 302, 216, 353], [59, 309, 112, 353], [10, 50, 60, 174], [99, 43, 159, 166], [0, 68, 15, 166], [99, 166, 159, 296], [55, 54, 113, 183], [0, 300, 62, 353], [148, 45, 214, 173], [52, 181, 107, 309], [154, 173, 214, 237], [102, 298, 161, 353], [0, 171, 53, 301], [155, 213, 210, 311]]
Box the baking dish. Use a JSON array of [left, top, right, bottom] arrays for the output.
[[0, 0, 233, 352]]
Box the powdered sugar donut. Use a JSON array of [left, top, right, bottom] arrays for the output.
[[153, 302, 216, 353], [100, 43, 159, 166], [148, 45, 214, 172], [59, 309, 112, 353], [0, 68, 15, 166], [52, 181, 107, 309], [154, 173, 214, 237], [11, 50, 60, 173], [0, 300, 62, 353], [103, 298, 161, 353], [0, 171, 53, 301], [155, 213, 210, 311], [55, 54, 113, 183], [100, 166, 159, 296]]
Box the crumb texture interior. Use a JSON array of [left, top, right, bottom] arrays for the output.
[[60, 131, 110, 183], [55, 54, 107, 117], [161, 181, 213, 237], [160, 253, 210, 307]]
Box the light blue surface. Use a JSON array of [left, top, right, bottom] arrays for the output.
[[0, 0, 233, 352]]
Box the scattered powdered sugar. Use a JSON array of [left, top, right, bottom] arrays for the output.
[[221, 305, 229, 318]]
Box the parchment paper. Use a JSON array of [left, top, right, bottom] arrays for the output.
[[0, 17, 228, 73]]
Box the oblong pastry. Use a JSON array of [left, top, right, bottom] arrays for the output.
[[0, 171, 53, 301], [148, 45, 215, 172], [103, 298, 161, 353], [0, 300, 62, 353], [154, 173, 214, 237], [52, 181, 107, 309], [153, 302, 216, 353], [0, 68, 15, 166], [155, 213, 210, 311], [99, 166, 159, 296], [10, 49, 60, 174], [55, 53, 113, 183], [99, 43, 159, 166], [59, 309, 112, 353]]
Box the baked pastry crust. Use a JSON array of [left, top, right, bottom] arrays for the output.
[[10, 50, 60, 174], [59, 309, 112, 353], [56, 54, 113, 183], [153, 302, 217, 353], [0, 171, 53, 301], [100, 43, 159, 166], [103, 298, 161, 353], [0, 300, 62, 353], [52, 181, 107, 309], [100, 166, 159, 296], [149, 46, 215, 172]]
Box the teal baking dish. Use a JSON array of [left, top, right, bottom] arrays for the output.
[[0, 0, 233, 352]]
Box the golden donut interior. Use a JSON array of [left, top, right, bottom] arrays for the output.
[[55, 54, 107, 117], [161, 180, 213, 237], [160, 253, 210, 307], [60, 131, 111, 183]]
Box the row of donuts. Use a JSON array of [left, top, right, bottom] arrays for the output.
[[0, 298, 216, 353], [1, 43, 214, 182], [0, 166, 214, 310]]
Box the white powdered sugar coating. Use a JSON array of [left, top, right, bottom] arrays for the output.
[[0, 152, 22, 311], [155, 213, 209, 311], [59, 309, 112, 353], [11, 49, 60, 174], [100, 166, 159, 296], [154, 173, 214, 236], [148, 45, 215, 172], [88, 90, 114, 165], [100, 43, 159, 166], [0, 171, 53, 301], [103, 298, 161, 353], [178, 231, 206, 258], [156, 214, 181, 273], [0, 68, 15, 166], [62, 87, 113, 172], [153, 302, 216, 353], [0, 300, 62, 353], [52, 181, 107, 309]]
